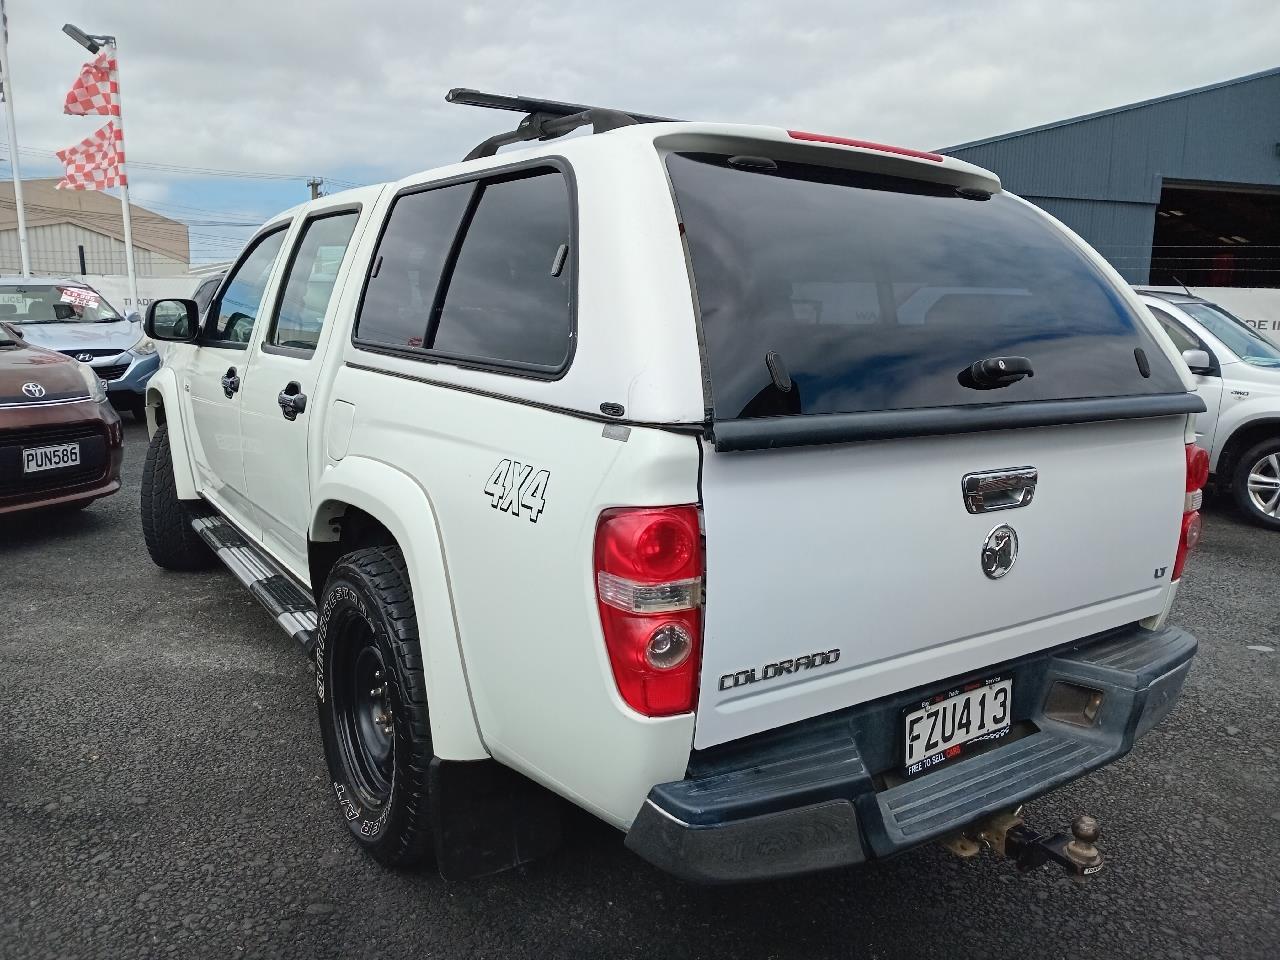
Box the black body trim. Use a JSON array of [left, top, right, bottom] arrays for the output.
[[711, 392, 1207, 452], [342, 360, 705, 434]]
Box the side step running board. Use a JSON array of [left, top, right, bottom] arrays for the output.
[[191, 514, 318, 654]]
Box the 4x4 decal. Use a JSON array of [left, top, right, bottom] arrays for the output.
[[484, 459, 550, 522]]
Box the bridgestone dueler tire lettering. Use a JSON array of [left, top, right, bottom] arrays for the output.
[[315, 546, 435, 868], [139, 424, 214, 571]]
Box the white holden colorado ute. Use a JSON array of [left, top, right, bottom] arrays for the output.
[[1137, 289, 1280, 529], [140, 90, 1206, 883]]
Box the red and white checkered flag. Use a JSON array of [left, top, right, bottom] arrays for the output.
[[63, 50, 119, 117], [57, 48, 127, 190], [56, 122, 126, 190]]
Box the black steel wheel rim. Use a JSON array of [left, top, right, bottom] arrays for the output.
[[330, 610, 395, 811]]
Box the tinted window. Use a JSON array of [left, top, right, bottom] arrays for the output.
[[269, 212, 359, 351], [432, 171, 572, 369], [1180, 302, 1280, 367], [209, 229, 288, 345], [667, 153, 1185, 419], [192, 276, 221, 313], [356, 184, 473, 349], [1148, 306, 1202, 353]]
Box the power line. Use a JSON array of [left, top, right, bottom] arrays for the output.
[[0, 144, 360, 188]]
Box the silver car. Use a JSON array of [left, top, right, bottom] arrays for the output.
[[0, 277, 159, 420]]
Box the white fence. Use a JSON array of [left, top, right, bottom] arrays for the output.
[[77, 274, 213, 318]]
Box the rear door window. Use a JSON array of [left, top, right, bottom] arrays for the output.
[[268, 211, 360, 352], [666, 152, 1186, 420]]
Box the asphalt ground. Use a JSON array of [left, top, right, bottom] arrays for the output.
[[1, 419, 1278, 960]]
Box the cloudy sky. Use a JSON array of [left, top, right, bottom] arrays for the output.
[[2, 0, 1278, 261]]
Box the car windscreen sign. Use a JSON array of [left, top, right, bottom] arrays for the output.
[[59, 287, 101, 308]]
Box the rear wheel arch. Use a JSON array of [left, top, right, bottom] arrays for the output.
[[309, 459, 487, 761], [1217, 417, 1280, 483]]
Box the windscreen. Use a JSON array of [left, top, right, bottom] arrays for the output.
[[0, 285, 122, 324], [1179, 302, 1280, 367], [666, 152, 1185, 419]]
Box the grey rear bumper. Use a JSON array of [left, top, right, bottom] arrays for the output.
[[626, 623, 1196, 883]]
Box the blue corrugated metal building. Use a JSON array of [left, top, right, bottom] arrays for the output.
[[942, 67, 1280, 288]]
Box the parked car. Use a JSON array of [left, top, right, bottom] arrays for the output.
[[1137, 289, 1280, 529], [0, 277, 159, 420], [0, 320, 123, 514], [138, 91, 1205, 885], [191, 272, 224, 316]]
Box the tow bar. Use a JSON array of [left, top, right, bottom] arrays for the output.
[[940, 809, 1104, 882]]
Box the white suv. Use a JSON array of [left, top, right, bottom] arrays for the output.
[[138, 91, 1205, 883], [1137, 289, 1280, 529]]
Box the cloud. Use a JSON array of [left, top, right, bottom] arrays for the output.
[[2, 0, 1277, 203]]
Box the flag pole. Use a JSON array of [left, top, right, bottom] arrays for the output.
[[0, 2, 32, 276], [106, 40, 138, 316]]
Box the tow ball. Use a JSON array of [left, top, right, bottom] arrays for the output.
[[941, 810, 1104, 882]]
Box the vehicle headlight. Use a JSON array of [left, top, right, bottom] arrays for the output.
[[77, 362, 108, 403], [131, 335, 158, 356]]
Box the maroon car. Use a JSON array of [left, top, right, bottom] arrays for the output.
[[0, 321, 123, 514]]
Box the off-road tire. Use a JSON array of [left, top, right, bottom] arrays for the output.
[[140, 424, 213, 570], [315, 546, 435, 868], [1231, 438, 1280, 530]]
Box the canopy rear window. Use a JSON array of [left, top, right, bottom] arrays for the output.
[[666, 152, 1185, 420]]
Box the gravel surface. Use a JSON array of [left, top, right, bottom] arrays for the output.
[[2, 420, 1277, 959]]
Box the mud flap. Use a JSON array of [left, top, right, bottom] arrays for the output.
[[428, 757, 563, 880]]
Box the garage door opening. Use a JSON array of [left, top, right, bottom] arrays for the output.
[[1150, 181, 1280, 288]]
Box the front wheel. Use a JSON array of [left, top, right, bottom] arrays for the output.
[[140, 424, 213, 570], [315, 546, 435, 868], [1231, 439, 1280, 530]]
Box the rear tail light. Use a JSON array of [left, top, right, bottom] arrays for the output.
[[594, 506, 703, 716], [1173, 444, 1209, 580]]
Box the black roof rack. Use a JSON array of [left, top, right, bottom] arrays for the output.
[[446, 88, 678, 161]]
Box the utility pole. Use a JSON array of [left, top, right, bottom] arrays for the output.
[[307, 177, 323, 200], [0, 1, 32, 276]]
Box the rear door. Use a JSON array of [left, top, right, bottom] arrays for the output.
[[664, 151, 1200, 748], [237, 191, 380, 574]]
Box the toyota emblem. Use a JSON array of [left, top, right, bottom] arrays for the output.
[[21, 382, 46, 399], [77, 353, 94, 362], [981, 524, 1019, 579]]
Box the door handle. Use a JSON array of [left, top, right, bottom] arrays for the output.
[[277, 381, 308, 421], [221, 367, 240, 398]]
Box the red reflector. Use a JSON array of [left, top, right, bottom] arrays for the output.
[[787, 130, 945, 162], [1172, 511, 1201, 581], [1185, 444, 1210, 492], [595, 507, 703, 717], [1173, 444, 1209, 581]]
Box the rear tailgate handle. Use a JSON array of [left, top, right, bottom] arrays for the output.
[[963, 467, 1038, 514]]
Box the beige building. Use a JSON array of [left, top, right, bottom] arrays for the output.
[[0, 178, 190, 277]]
